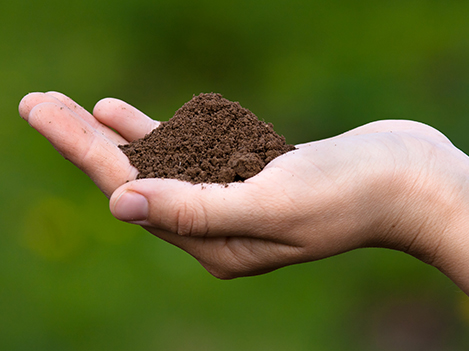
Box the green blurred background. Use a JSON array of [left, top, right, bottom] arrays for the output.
[[2, 0, 469, 349]]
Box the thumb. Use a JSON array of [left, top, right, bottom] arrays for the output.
[[109, 178, 261, 237]]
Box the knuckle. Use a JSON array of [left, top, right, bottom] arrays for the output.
[[174, 200, 208, 236]]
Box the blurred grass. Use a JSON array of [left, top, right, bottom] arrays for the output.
[[2, 0, 469, 349]]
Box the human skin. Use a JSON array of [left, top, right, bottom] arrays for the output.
[[19, 92, 469, 295]]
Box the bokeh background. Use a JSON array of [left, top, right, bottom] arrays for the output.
[[2, 0, 469, 350]]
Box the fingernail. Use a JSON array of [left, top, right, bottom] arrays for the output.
[[112, 190, 149, 222]]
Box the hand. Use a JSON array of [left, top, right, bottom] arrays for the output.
[[19, 92, 469, 294]]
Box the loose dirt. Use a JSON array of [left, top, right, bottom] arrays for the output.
[[119, 93, 295, 184]]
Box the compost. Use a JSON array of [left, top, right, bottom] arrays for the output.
[[119, 93, 296, 184]]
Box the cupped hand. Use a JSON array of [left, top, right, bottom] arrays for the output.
[[19, 92, 469, 290]]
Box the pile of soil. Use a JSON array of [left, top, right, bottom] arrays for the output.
[[119, 93, 296, 184]]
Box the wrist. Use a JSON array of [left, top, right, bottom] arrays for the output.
[[428, 190, 469, 295], [385, 147, 469, 295]]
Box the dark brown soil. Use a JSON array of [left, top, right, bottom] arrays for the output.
[[119, 93, 296, 184]]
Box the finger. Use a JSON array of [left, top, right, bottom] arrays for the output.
[[19, 92, 126, 145], [109, 172, 301, 243], [93, 98, 160, 141], [109, 179, 251, 236], [28, 102, 138, 197], [44, 92, 126, 145], [19, 92, 57, 120]]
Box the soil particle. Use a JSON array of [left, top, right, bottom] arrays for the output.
[[119, 93, 296, 184]]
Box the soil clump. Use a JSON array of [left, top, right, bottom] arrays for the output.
[[119, 93, 296, 184]]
